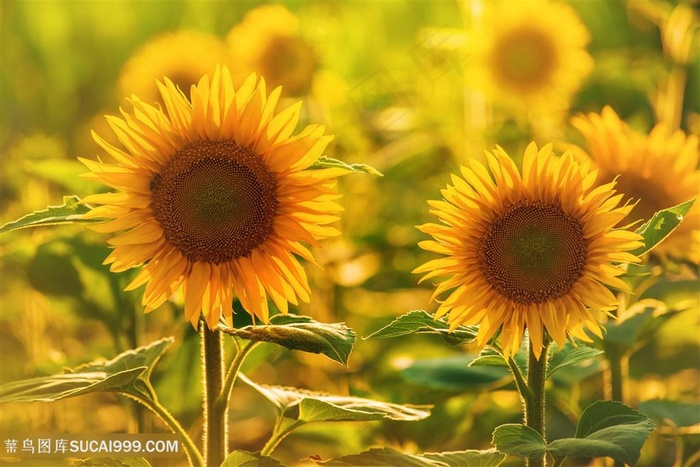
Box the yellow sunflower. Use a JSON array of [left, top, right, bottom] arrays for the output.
[[414, 143, 643, 359], [478, 0, 593, 111], [117, 30, 233, 105], [81, 67, 346, 328], [572, 106, 700, 263], [227, 4, 317, 96]]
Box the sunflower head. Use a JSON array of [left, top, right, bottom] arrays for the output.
[[414, 143, 643, 358], [117, 30, 233, 105], [572, 106, 700, 263], [81, 67, 347, 328], [478, 1, 593, 111], [227, 4, 317, 96]]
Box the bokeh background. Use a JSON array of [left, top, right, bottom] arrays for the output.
[[1, 1, 698, 466]]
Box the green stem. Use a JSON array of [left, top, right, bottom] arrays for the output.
[[526, 338, 551, 467], [260, 418, 304, 456], [215, 339, 260, 413], [202, 325, 227, 466], [507, 355, 533, 402], [127, 392, 204, 467]]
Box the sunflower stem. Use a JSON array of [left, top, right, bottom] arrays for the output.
[[525, 338, 551, 467], [215, 339, 260, 414], [202, 324, 227, 466], [507, 355, 533, 402]]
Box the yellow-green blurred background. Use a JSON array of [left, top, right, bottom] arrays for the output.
[[1, 1, 698, 466]]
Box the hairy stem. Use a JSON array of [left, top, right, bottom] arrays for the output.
[[526, 338, 551, 467], [202, 325, 227, 466]]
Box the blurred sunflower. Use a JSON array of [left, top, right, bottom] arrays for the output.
[[227, 4, 317, 96], [478, 1, 592, 112], [81, 67, 346, 328], [117, 30, 232, 105], [572, 106, 700, 263], [414, 143, 643, 358]]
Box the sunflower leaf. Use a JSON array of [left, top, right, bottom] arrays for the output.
[[637, 399, 700, 428], [221, 450, 286, 467], [316, 448, 506, 466], [219, 315, 355, 365], [546, 343, 603, 379], [311, 156, 383, 176], [240, 374, 432, 423], [0, 195, 102, 234], [400, 355, 511, 392], [631, 198, 695, 256], [364, 310, 478, 346], [0, 338, 173, 403], [491, 424, 547, 458]]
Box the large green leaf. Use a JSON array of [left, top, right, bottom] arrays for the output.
[[491, 424, 547, 459], [637, 399, 700, 428], [221, 450, 286, 467], [365, 310, 478, 346], [310, 156, 383, 176], [0, 195, 102, 233], [492, 401, 655, 466], [240, 374, 431, 423], [0, 338, 173, 402], [422, 449, 507, 467], [401, 355, 511, 392], [631, 199, 695, 256], [219, 314, 355, 365], [317, 447, 439, 466]]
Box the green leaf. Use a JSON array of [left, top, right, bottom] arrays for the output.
[[0, 338, 173, 402], [240, 374, 431, 423], [550, 401, 655, 466], [365, 310, 478, 346], [602, 305, 681, 350], [638, 399, 700, 428], [422, 449, 507, 466], [546, 344, 603, 379], [0, 195, 102, 234], [401, 355, 510, 392], [316, 447, 439, 466], [491, 424, 547, 459], [219, 314, 355, 365], [310, 156, 383, 176], [631, 198, 695, 256], [74, 458, 152, 467], [221, 450, 286, 467]]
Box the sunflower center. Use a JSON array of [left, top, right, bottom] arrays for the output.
[[150, 140, 277, 263], [491, 26, 558, 92], [478, 201, 587, 304]]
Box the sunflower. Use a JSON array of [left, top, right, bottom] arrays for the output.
[[477, 1, 593, 111], [414, 143, 643, 358], [81, 67, 346, 328], [117, 30, 233, 106], [227, 4, 317, 96], [572, 106, 700, 263]]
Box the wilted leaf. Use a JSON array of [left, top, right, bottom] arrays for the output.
[[0, 195, 101, 233], [365, 310, 478, 346], [240, 374, 431, 423], [220, 315, 355, 365], [0, 338, 173, 403], [632, 199, 695, 256], [221, 450, 286, 467]]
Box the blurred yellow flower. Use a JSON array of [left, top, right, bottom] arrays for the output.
[[81, 67, 346, 328], [414, 143, 642, 358], [572, 106, 700, 263], [478, 1, 593, 112], [227, 4, 317, 96], [117, 30, 232, 105]]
